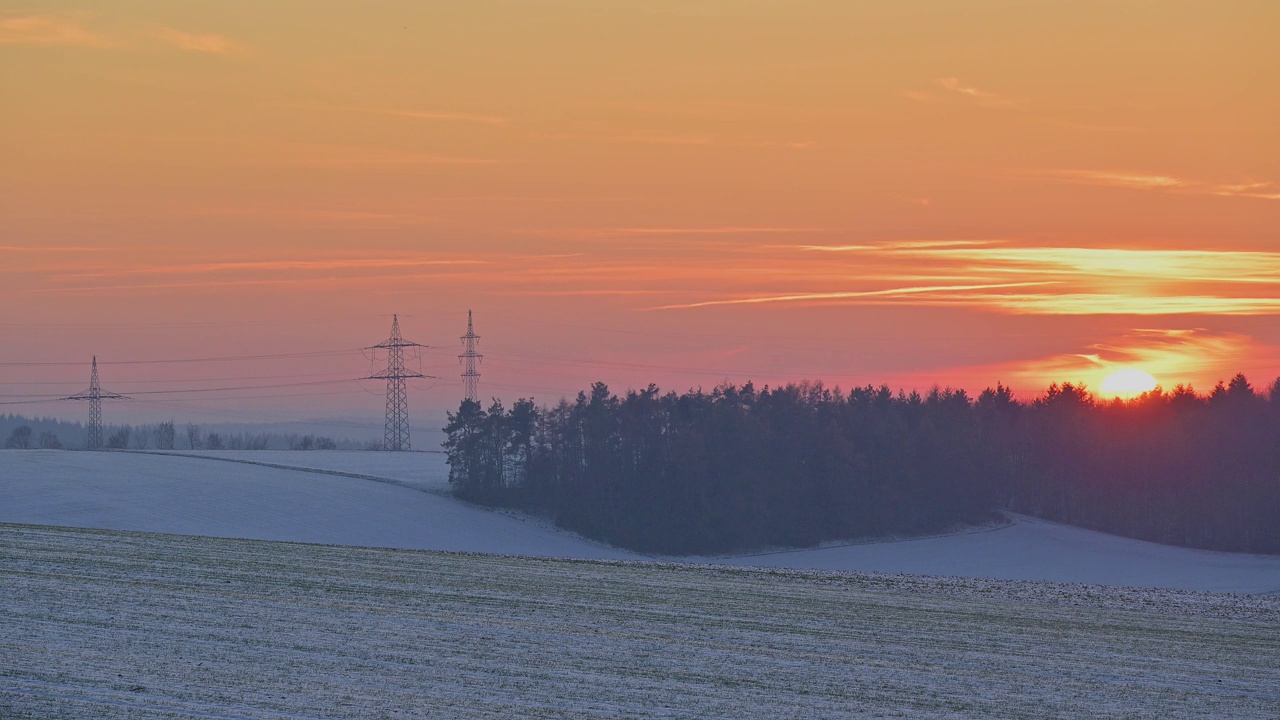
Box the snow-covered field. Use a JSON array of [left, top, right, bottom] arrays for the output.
[[2, 449, 1278, 593], [4, 523, 1278, 720]]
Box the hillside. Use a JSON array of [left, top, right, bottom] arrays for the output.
[[2, 449, 1278, 593]]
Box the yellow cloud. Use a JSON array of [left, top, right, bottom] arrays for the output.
[[1041, 169, 1279, 200], [0, 13, 117, 48], [356, 108, 507, 125], [646, 282, 1053, 311], [936, 77, 1020, 106], [151, 27, 247, 56]]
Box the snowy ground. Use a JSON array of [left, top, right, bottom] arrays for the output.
[[2, 449, 1278, 593], [3, 523, 1278, 720]]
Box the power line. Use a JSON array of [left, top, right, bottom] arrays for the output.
[[459, 309, 482, 402], [0, 348, 361, 367], [121, 379, 358, 396], [63, 357, 128, 450], [363, 314, 426, 451]]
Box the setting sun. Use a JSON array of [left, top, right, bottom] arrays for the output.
[[1100, 369, 1159, 398]]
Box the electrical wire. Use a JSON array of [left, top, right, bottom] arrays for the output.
[[0, 348, 363, 368]]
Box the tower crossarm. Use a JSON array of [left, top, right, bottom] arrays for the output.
[[362, 369, 427, 380], [64, 389, 129, 401]]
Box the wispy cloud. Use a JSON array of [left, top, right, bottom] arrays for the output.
[[1043, 170, 1186, 190], [750, 241, 1280, 317], [571, 130, 815, 150], [349, 107, 507, 126], [979, 329, 1271, 396], [905, 77, 1020, 107], [0, 15, 249, 57], [799, 239, 999, 252], [612, 227, 824, 235], [0, 245, 111, 252], [252, 143, 500, 168], [0, 13, 117, 48], [191, 206, 439, 228], [937, 77, 1018, 106], [963, 293, 1280, 316], [646, 282, 1052, 311], [151, 27, 247, 56], [56, 257, 486, 280], [1039, 169, 1280, 200]]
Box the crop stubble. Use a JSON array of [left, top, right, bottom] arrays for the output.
[[2, 523, 1277, 719]]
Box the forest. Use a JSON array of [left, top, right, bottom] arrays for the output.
[[443, 375, 1280, 556]]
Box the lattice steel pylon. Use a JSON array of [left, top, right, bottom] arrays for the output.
[[459, 309, 482, 403], [364, 314, 425, 451], [64, 356, 128, 450]]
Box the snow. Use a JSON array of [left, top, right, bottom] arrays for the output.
[[3, 523, 1279, 720], [1, 449, 1278, 593], [0, 450, 630, 561]]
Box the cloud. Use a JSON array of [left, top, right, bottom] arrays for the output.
[[737, 241, 1280, 317], [646, 282, 1053, 311], [612, 227, 824, 235], [0, 13, 117, 48], [56, 257, 486, 280], [962, 293, 1280, 316], [574, 131, 814, 150], [800, 240, 998, 252], [1039, 169, 1280, 200], [991, 329, 1272, 394], [590, 133, 716, 146], [151, 27, 247, 56], [251, 143, 500, 168], [350, 107, 508, 126], [0, 245, 110, 252], [191, 206, 440, 228], [0, 16, 248, 57], [900, 89, 936, 104], [936, 77, 1020, 107]]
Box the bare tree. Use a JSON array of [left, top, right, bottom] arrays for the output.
[[5, 425, 32, 449], [247, 434, 269, 450], [38, 431, 62, 449], [186, 423, 201, 450], [106, 426, 131, 449], [154, 421, 176, 450], [205, 432, 225, 450]]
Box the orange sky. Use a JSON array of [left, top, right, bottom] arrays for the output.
[[3, 1, 1279, 432]]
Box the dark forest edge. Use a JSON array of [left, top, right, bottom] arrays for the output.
[[443, 375, 1280, 556]]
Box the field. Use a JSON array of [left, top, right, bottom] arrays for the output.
[[4, 522, 1279, 719], [4, 450, 1280, 718], [2, 450, 1279, 593]]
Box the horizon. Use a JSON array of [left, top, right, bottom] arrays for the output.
[[3, 1, 1278, 428]]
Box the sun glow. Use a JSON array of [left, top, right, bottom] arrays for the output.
[[1100, 368, 1159, 398]]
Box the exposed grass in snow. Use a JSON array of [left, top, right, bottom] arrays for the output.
[[3, 523, 1278, 719]]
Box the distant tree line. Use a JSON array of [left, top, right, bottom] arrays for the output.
[[443, 375, 1280, 556], [2, 414, 343, 451]]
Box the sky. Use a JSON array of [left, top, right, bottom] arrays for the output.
[[2, 0, 1279, 433]]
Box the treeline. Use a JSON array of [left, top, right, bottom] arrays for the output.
[[1, 414, 344, 451], [1, 414, 84, 449], [443, 375, 1280, 556]]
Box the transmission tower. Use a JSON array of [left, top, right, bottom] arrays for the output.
[[64, 356, 128, 450], [364, 314, 425, 451], [459, 309, 482, 403]]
